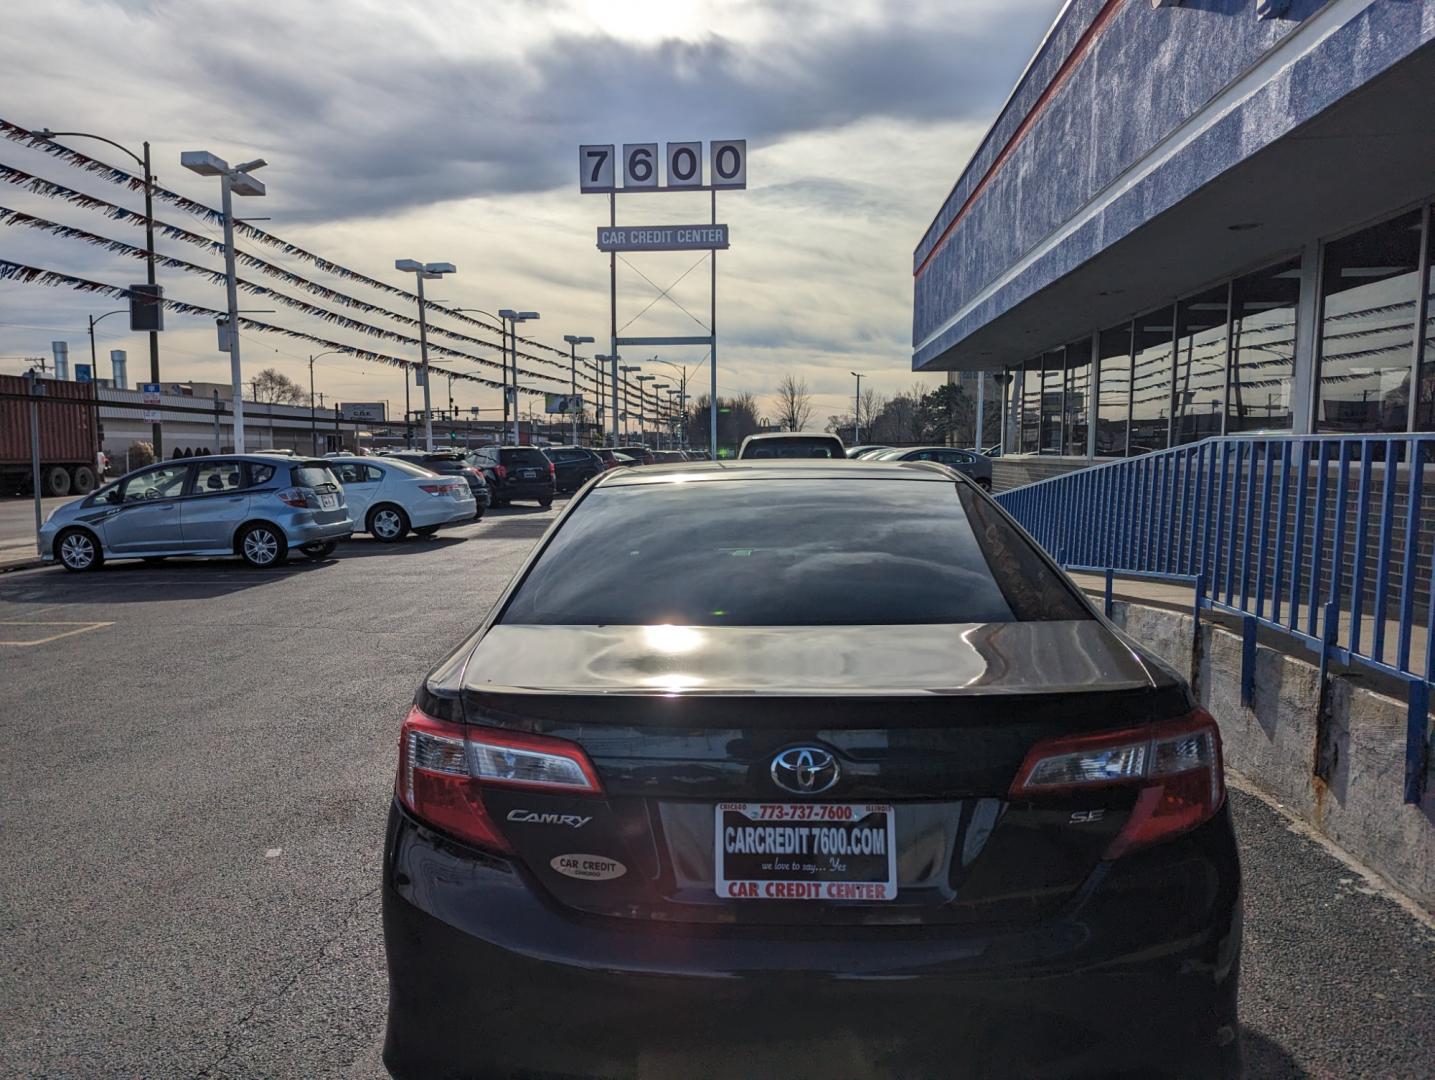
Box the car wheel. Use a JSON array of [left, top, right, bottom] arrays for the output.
[[55, 528, 102, 572], [71, 464, 97, 495], [42, 465, 72, 497], [978, 478, 992, 492], [368, 504, 409, 542], [539, 498, 553, 509], [239, 523, 288, 568], [414, 525, 440, 537], [301, 540, 337, 561]]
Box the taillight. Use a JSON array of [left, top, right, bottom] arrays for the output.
[[548, 461, 556, 476], [496, 465, 508, 480], [1009, 709, 1224, 859], [277, 487, 311, 508], [418, 483, 453, 496], [396, 705, 602, 852]]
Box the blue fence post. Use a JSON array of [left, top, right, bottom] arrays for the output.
[[1403, 676, 1429, 806], [1271, 441, 1291, 626], [1241, 615, 1258, 707], [1395, 443, 1425, 672], [1289, 439, 1310, 632], [1372, 439, 1399, 663]]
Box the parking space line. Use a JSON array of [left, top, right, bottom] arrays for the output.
[[0, 619, 114, 646]]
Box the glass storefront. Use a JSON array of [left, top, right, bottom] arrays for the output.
[[993, 201, 1435, 455], [1095, 324, 1132, 455], [1064, 338, 1092, 455], [1040, 349, 1064, 453], [1172, 285, 1229, 445], [1130, 307, 1175, 454], [1316, 210, 1422, 432], [1228, 257, 1300, 433]]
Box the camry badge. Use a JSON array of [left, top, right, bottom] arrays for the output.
[[770, 746, 840, 795]]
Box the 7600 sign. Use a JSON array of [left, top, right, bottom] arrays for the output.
[[579, 141, 746, 193]]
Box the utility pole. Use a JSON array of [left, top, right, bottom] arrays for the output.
[[182, 150, 267, 453], [851, 371, 864, 444]]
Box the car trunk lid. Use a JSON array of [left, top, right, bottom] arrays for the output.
[[439, 622, 1182, 926]]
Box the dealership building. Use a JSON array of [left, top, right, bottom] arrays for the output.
[[912, 0, 1435, 473]]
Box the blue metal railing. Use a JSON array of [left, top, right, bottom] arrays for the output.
[[995, 434, 1434, 804]]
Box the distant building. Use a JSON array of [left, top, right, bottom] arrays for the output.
[[913, 1, 1435, 458]]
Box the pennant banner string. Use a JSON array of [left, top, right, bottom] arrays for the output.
[[0, 160, 574, 374], [0, 120, 570, 362], [0, 258, 569, 399]]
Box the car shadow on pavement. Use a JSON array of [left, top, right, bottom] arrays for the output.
[[332, 536, 469, 559], [1240, 1027, 1310, 1078], [0, 555, 339, 604]]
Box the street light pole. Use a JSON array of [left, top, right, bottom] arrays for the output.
[[564, 334, 595, 445], [851, 371, 864, 445], [308, 350, 343, 455], [394, 260, 456, 451], [182, 151, 267, 453], [619, 365, 641, 443], [41, 128, 164, 457], [500, 311, 539, 445]]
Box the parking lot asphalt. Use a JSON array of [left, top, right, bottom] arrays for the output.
[[1, 497, 1432, 1079]]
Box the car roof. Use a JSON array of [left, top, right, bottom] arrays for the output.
[[595, 458, 957, 487], [741, 432, 842, 442]]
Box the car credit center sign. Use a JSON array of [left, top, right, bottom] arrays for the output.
[[597, 224, 729, 252]]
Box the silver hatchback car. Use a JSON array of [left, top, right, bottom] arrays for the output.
[[39, 454, 353, 571]]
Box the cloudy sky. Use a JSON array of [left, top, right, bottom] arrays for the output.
[[0, 0, 1061, 430]]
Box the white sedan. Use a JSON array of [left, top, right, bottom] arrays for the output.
[[326, 456, 475, 542]]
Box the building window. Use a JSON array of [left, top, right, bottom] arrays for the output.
[[1130, 306, 1176, 454], [1065, 338, 1092, 455], [1173, 284, 1230, 445], [1228, 256, 1300, 433], [1096, 322, 1133, 456], [1317, 209, 1422, 432], [1040, 349, 1064, 453], [1020, 357, 1041, 453]]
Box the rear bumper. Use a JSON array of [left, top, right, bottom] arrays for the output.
[[497, 479, 555, 501], [283, 515, 353, 544], [383, 802, 1241, 1080], [408, 499, 476, 528]]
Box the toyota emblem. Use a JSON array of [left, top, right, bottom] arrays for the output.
[[770, 746, 840, 795]]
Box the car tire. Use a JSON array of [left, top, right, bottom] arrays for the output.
[[71, 464, 97, 495], [414, 525, 440, 537], [238, 523, 288, 568], [301, 539, 338, 561], [977, 478, 993, 492], [368, 504, 409, 542], [55, 527, 102, 572], [42, 465, 72, 497], [539, 498, 553, 509]]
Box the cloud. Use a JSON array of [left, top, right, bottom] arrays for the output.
[[0, 0, 1064, 421]]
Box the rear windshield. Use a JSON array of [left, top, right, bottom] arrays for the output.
[[500, 479, 1088, 626], [502, 448, 550, 468], [291, 465, 336, 488], [742, 438, 842, 459]]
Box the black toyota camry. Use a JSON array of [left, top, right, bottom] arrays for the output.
[[382, 459, 1241, 1080]]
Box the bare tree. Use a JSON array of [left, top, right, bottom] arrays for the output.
[[771, 373, 814, 432], [251, 367, 309, 405]]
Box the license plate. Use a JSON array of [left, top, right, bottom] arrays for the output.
[[318, 493, 338, 510], [714, 803, 897, 901], [521, 469, 537, 479]]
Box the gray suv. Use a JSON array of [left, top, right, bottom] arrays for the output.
[[39, 455, 353, 571]]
